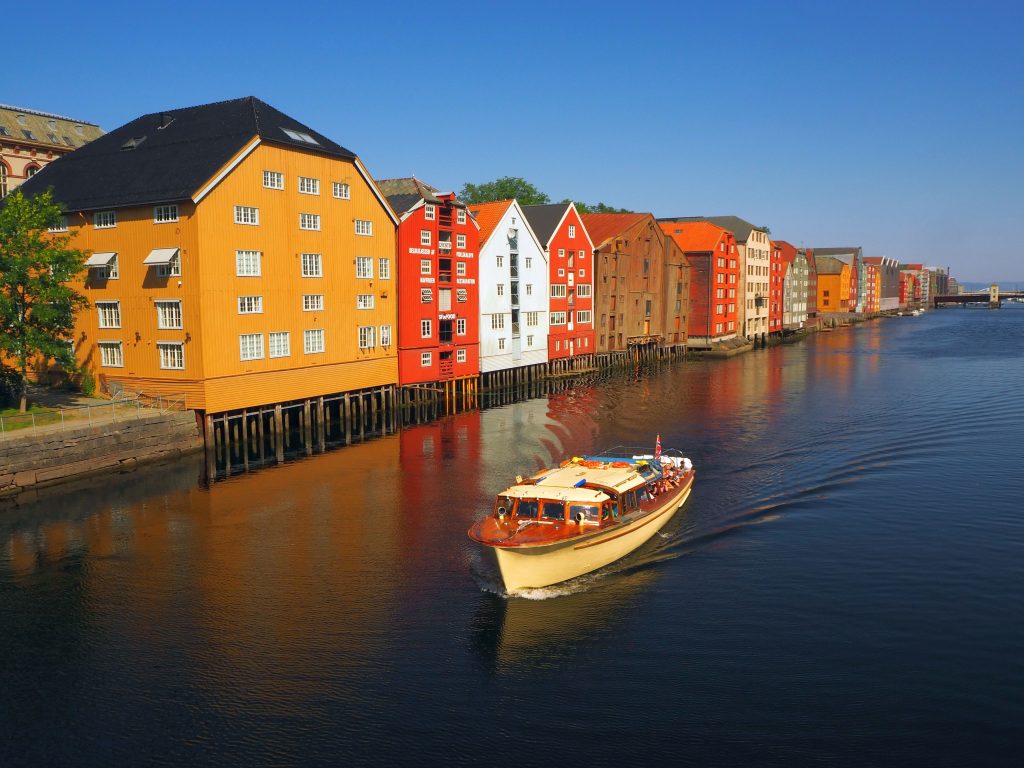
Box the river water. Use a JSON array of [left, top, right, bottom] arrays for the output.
[[3, 307, 1023, 767]]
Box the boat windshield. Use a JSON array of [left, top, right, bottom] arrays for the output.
[[515, 499, 538, 518], [569, 504, 600, 523], [541, 501, 565, 521]]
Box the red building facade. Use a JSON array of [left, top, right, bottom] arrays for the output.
[[769, 240, 783, 335], [380, 179, 480, 386]]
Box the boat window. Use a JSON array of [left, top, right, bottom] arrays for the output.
[[515, 499, 538, 518], [541, 501, 565, 521], [623, 491, 638, 511], [569, 504, 600, 523], [602, 500, 619, 520]]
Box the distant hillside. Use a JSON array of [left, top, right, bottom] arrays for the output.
[[959, 281, 1024, 292]]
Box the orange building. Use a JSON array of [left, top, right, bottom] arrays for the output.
[[814, 256, 851, 313], [19, 97, 399, 415]]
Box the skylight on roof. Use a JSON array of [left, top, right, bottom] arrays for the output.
[[120, 136, 147, 151], [281, 127, 319, 145]]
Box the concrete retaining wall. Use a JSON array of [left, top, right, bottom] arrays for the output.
[[0, 411, 203, 498]]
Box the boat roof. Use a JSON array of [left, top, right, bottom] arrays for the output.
[[500, 483, 611, 504], [498, 460, 653, 502]]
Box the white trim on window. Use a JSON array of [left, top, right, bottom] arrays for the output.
[[333, 181, 350, 199], [157, 342, 185, 370], [304, 328, 325, 354], [356, 256, 373, 278], [98, 341, 123, 367], [302, 253, 322, 277], [299, 213, 320, 231], [303, 294, 324, 311], [263, 170, 284, 190], [355, 219, 373, 236], [236, 250, 261, 277], [298, 176, 320, 195], [269, 331, 290, 358], [239, 333, 263, 361], [234, 205, 259, 225], [94, 210, 116, 229], [155, 300, 183, 329], [154, 204, 179, 223]]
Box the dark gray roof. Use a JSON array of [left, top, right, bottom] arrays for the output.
[[521, 203, 570, 246], [385, 193, 423, 216], [17, 96, 356, 212], [657, 215, 767, 244]]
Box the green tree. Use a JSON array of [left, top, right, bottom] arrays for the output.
[[459, 176, 550, 206], [0, 190, 88, 412], [564, 200, 633, 214]]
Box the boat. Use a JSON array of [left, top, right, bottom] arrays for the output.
[[468, 444, 695, 592]]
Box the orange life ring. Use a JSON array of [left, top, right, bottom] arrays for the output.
[[581, 460, 603, 469], [611, 461, 631, 469]]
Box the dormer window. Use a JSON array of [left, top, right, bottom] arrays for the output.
[[121, 136, 147, 150], [281, 127, 319, 145]]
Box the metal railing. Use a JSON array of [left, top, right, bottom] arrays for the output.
[[0, 392, 187, 436]]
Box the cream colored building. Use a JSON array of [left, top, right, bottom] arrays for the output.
[[0, 104, 103, 197]]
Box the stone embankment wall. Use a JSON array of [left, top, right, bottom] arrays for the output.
[[0, 411, 202, 498]]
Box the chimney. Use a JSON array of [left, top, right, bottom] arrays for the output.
[[157, 113, 175, 130]]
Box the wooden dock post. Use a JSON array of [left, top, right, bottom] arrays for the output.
[[317, 397, 326, 452], [274, 404, 284, 463]]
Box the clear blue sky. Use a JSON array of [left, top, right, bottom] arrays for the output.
[[6, 0, 1022, 280]]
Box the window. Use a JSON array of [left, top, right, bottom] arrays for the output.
[[298, 176, 319, 195], [238, 295, 263, 314], [355, 219, 372, 236], [526, 285, 533, 296], [98, 254, 119, 280], [551, 284, 567, 298], [457, 209, 466, 225], [421, 351, 432, 367], [356, 293, 374, 309], [491, 314, 505, 330], [304, 329, 325, 354], [97, 301, 121, 328], [156, 300, 182, 329], [333, 182, 350, 199], [457, 318, 466, 335], [158, 342, 184, 370], [496, 255, 504, 268], [421, 288, 433, 303], [497, 284, 505, 296], [457, 233, 466, 249], [299, 213, 320, 230], [99, 341, 123, 367], [457, 349, 467, 363], [527, 335, 534, 346], [526, 311, 538, 326], [456, 262, 466, 276], [576, 284, 591, 298], [236, 250, 261, 276], [48, 216, 68, 233], [579, 269, 585, 278], [157, 252, 181, 277], [263, 170, 284, 189], [303, 294, 324, 311], [240, 333, 263, 360], [281, 127, 319, 145], [154, 204, 179, 223], [421, 319, 432, 338], [378, 258, 391, 279], [358, 325, 375, 349], [498, 338, 506, 350], [420, 259, 432, 275], [234, 206, 258, 225], [356, 256, 373, 278], [269, 332, 290, 358], [420, 230, 432, 246], [424, 204, 435, 220], [456, 288, 467, 303], [568, 225, 576, 238], [558, 249, 565, 258], [525, 257, 532, 268], [379, 324, 392, 346], [716, 304, 724, 314], [94, 210, 116, 228], [550, 311, 566, 325], [302, 253, 322, 277]]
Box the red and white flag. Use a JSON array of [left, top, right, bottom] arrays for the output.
[[654, 434, 662, 459]]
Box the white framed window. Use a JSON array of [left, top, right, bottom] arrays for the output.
[[551, 284, 567, 298], [420, 230, 432, 246], [154, 204, 179, 223], [568, 225, 576, 238], [421, 319, 432, 338], [97, 301, 121, 328], [236, 250, 261, 276], [456, 288, 467, 303], [304, 329, 325, 354], [578, 269, 586, 278], [498, 338, 505, 350], [298, 176, 320, 195], [303, 294, 323, 311], [558, 248, 565, 258], [496, 255, 504, 268], [456, 262, 466, 276], [94, 211, 116, 229], [99, 254, 119, 280], [576, 310, 592, 324], [576, 284, 592, 297], [158, 342, 184, 370], [48, 217, 68, 233], [238, 295, 263, 314], [497, 284, 504, 297], [356, 256, 373, 278], [157, 252, 181, 277], [424, 204, 435, 220], [358, 325, 375, 349], [234, 205, 259, 225], [457, 318, 466, 335], [526, 284, 533, 295], [421, 288, 433, 303], [156, 300, 182, 329], [457, 209, 466, 225], [333, 182, 350, 199], [379, 258, 391, 280], [558, 268, 565, 277], [491, 314, 505, 330], [302, 253, 322, 277], [550, 311, 567, 325], [269, 332, 290, 358], [263, 170, 284, 190], [299, 213, 320, 230], [525, 257, 532, 268], [457, 349, 467, 363], [527, 335, 533, 346], [355, 219, 372, 236], [240, 333, 263, 360], [526, 311, 538, 326], [379, 325, 391, 346], [356, 293, 375, 309], [421, 351, 432, 367], [99, 341, 123, 367], [456, 233, 466, 249], [420, 259, 432, 275]]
